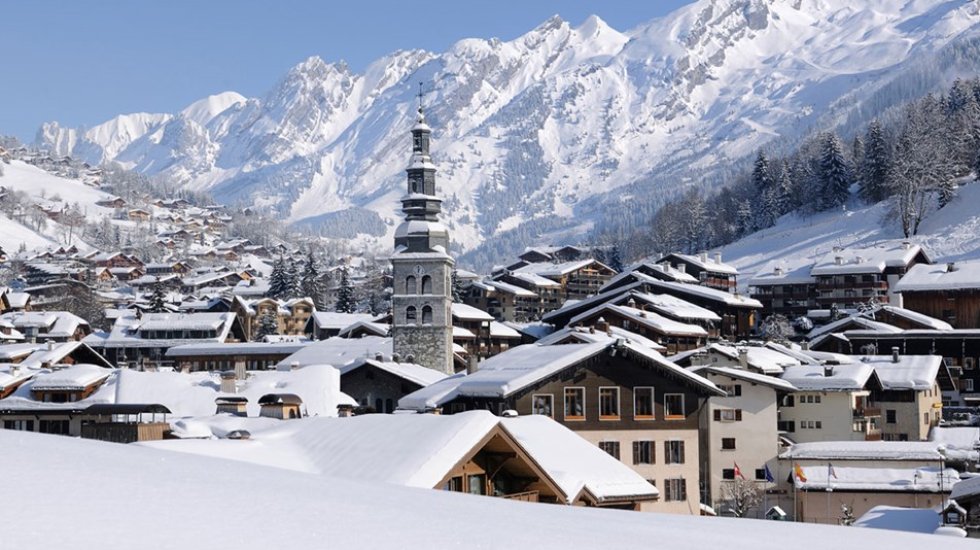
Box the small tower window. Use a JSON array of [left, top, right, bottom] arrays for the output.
[[421, 305, 433, 325], [406, 306, 417, 324], [406, 276, 417, 294], [421, 275, 432, 294]]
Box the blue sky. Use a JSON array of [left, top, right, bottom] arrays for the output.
[[0, 1, 693, 141]]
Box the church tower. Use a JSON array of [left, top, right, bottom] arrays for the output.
[[390, 89, 454, 374]]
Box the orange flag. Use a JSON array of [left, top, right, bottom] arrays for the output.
[[794, 463, 808, 483]]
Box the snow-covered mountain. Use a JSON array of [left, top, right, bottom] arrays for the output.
[[35, 0, 980, 261]]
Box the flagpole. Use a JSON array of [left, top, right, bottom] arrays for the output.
[[826, 462, 831, 525]]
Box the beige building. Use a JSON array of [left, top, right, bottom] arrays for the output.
[[862, 354, 944, 441], [778, 363, 883, 443]]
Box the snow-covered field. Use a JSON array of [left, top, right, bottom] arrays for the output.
[[2, 429, 971, 549], [720, 180, 980, 286]]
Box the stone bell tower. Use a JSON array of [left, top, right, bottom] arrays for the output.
[[390, 86, 454, 374]]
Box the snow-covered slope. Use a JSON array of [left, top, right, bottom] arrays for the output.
[[35, 0, 980, 258], [719, 179, 980, 286], [3, 429, 972, 549]]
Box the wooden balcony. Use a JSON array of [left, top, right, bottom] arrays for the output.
[[501, 490, 539, 502], [853, 407, 881, 419]]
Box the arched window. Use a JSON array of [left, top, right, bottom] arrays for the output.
[[421, 275, 432, 294], [406, 276, 417, 294], [421, 305, 433, 324], [406, 306, 417, 324]]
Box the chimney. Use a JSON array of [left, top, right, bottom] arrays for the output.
[[774, 266, 784, 276], [677, 263, 686, 274], [290, 360, 300, 371], [10, 365, 20, 377], [902, 241, 911, 250], [392, 352, 401, 363], [832, 246, 842, 253], [375, 352, 385, 362], [947, 262, 957, 273], [714, 252, 722, 264], [220, 371, 236, 394], [823, 366, 834, 377], [595, 316, 609, 333], [627, 297, 637, 308], [700, 252, 708, 263], [835, 256, 844, 266], [892, 347, 900, 363], [467, 355, 479, 374], [737, 348, 749, 369], [801, 340, 810, 351], [46, 339, 53, 351]]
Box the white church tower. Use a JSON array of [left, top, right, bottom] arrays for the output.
[[390, 88, 455, 374]]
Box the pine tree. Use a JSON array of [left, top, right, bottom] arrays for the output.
[[285, 258, 300, 299], [148, 282, 167, 313], [860, 120, 891, 203], [335, 266, 357, 313], [268, 256, 290, 300], [752, 151, 778, 227], [255, 309, 279, 341], [818, 132, 851, 210], [451, 268, 464, 302], [300, 251, 323, 309]]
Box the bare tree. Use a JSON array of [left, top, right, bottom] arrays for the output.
[[722, 478, 763, 518]]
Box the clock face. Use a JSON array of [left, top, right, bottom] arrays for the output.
[[414, 265, 424, 276]]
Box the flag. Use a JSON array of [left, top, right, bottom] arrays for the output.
[[793, 463, 808, 483], [764, 464, 775, 483], [734, 462, 745, 480], [828, 462, 838, 479]]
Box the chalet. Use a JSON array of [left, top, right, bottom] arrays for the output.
[[566, 302, 707, 355], [748, 258, 818, 317], [0, 289, 31, 313], [398, 340, 726, 515], [338, 320, 390, 339], [895, 259, 980, 328], [508, 259, 617, 302], [658, 252, 738, 293], [0, 311, 91, 342], [95, 196, 127, 208], [779, 441, 956, 524], [0, 341, 112, 369], [777, 362, 886, 442], [493, 272, 562, 316], [128, 209, 151, 222], [144, 261, 191, 275], [83, 312, 246, 367], [673, 343, 803, 376], [181, 271, 244, 293], [861, 353, 946, 441], [810, 242, 930, 310], [451, 303, 522, 359], [464, 279, 541, 322], [165, 341, 311, 373], [950, 477, 980, 537], [337, 356, 449, 413], [305, 311, 378, 340], [108, 266, 146, 282], [232, 297, 316, 341]]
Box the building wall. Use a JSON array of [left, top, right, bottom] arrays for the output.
[[902, 290, 980, 329], [799, 489, 943, 525], [341, 366, 421, 413], [700, 372, 781, 517], [779, 391, 875, 443], [392, 256, 454, 374], [880, 384, 942, 441]]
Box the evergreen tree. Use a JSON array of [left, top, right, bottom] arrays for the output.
[[300, 251, 323, 308], [818, 132, 851, 210], [335, 266, 357, 313], [860, 120, 891, 203], [148, 282, 167, 313], [450, 268, 464, 302], [367, 292, 382, 316], [267, 256, 290, 299], [752, 151, 778, 227], [255, 309, 279, 341], [285, 258, 300, 299]]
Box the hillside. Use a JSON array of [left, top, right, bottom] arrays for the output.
[[719, 177, 980, 286], [34, 0, 980, 265]]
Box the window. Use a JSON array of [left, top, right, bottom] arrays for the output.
[[722, 468, 736, 480], [755, 468, 767, 481], [633, 386, 654, 419], [965, 379, 975, 392], [664, 478, 687, 502], [467, 474, 487, 495], [421, 305, 433, 324], [421, 275, 432, 294], [924, 412, 930, 425], [664, 393, 685, 419], [632, 441, 655, 464], [964, 358, 975, 371], [39, 420, 69, 435], [721, 437, 736, 450], [599, 387, 620, 419], [564, 387, 585, 420], [714, 408, 742, 422], [406, 276, 417, 294], [886, 409, 896, 424], [778, 420, 796, 433], [718, 384, 742, 397], [444, 476, 463, 492], [531, 394, 553, 418], [664, 440, 685, 464], [599, 441, 620, 460], [3, 420, 34, 431], [782, 395, 795, 407], [405, 306, 417, 323]]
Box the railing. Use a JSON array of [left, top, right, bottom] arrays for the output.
[[853, 407, 881, 419], [501, 490, 539, 502]]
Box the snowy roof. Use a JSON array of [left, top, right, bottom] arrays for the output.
[[1, 428, 970, 550], [860, 355, 941, 391], [84, 312, 237, 349], [951, 476, 980, 501], [779, 363, 876, 391], [690, 366, 798, 392], [489, 321, 521, 339], [807, 315, 902, 340], [394, 220, 449, 239], [781, 441, 944, 461], [0, 311, 88, 337], [165, 342, 310, 358], [30, 364, 111, 391], [810, 243, 926, 276], [793, 464, 958, 492], [569, 303, 707, 337], [508, 272, 562, 288], [628, 292, 721, 322], [278, 336, 392, 368], [501, 415, 658, 503], [535, 325, 666, 351], [745, 258, 816, 286], [661, 253, 738, 275], [475, 279, 539, 298], [895, 260, 980, 292], [876, 305, 953, 331], [338, 358, 449, 387], [0, 341, 110, 369], [599, 272, 761, 308], [452, 302, 494, 321], [705, 343, 802, 375], [311, 311, 377, 330], [337, 321, 389, 338], [854, 505, 941, 534], [138, 312, 231, 332], [929, 427, 980, 450], [513, 259, 609, 278]]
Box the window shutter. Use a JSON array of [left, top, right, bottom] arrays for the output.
[[735, 409, 743, 421], [679, 441, 685, 464], [664, 481, 672, 501], [632, 442, 639, 465], [652, 442, 656, 464], [713, 409, 721, 421]]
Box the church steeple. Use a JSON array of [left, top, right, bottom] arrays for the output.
[[390, 84, 455, 375]]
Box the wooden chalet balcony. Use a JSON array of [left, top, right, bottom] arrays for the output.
[[853, 407, 881, 419], [501, 490, 539, 502], [815, 280, 888, 291]]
